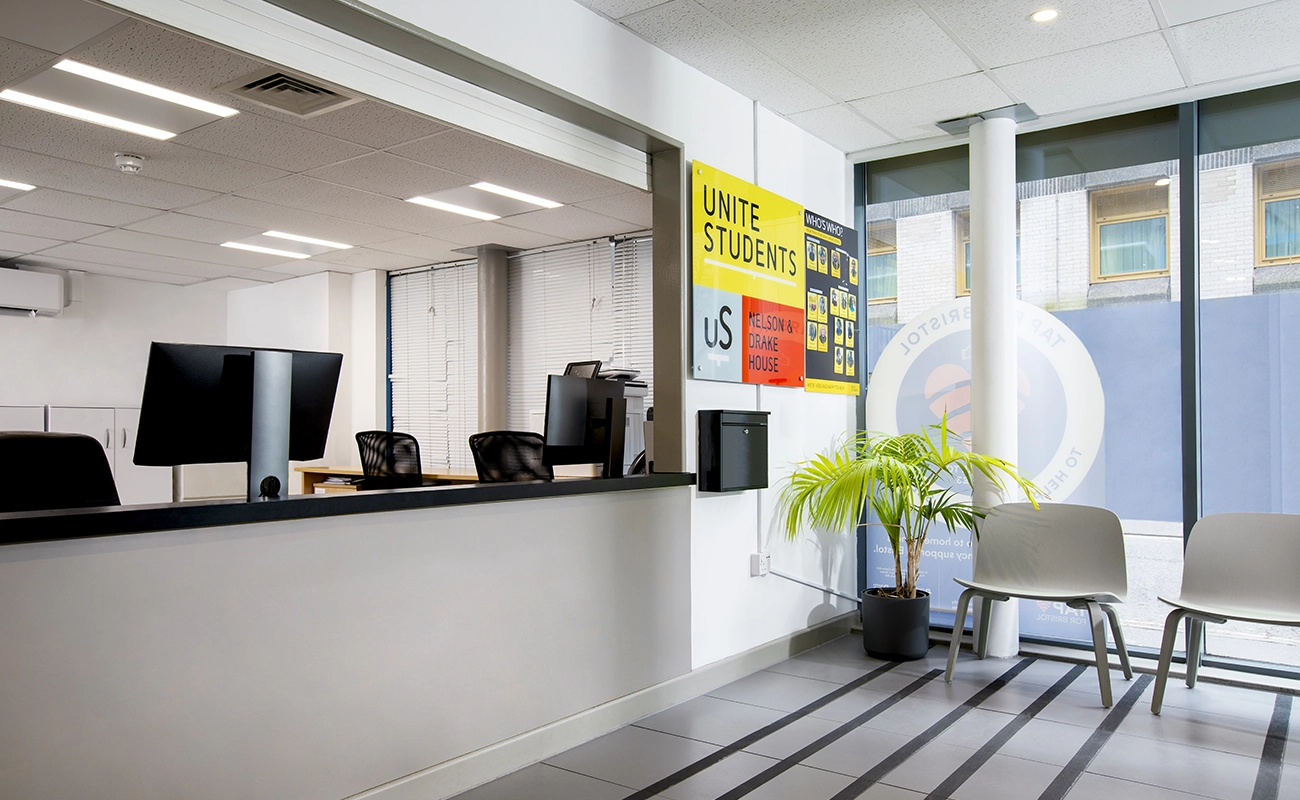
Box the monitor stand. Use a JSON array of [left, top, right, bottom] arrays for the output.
[[247, 349, 292, 501]]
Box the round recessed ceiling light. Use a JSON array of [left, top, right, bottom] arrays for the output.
[[1030, 8, 1059, 22], [1155, 177, 1171, 186]]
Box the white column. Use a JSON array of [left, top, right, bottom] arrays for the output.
[[969, 116, 1020, 657], [477, 246, 508, 431]]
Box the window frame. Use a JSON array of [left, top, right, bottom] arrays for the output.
[[1255, 158, 1300, 267], [865, 219, 898, 305], [955, 207, 1021, 297], [1089, 182, 1171, 283]]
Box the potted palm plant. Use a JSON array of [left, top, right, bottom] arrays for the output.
[[779, 415, 1040, 660]]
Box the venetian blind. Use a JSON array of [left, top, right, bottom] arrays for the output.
[[388, 260, 479, 473], [610, 235, 655, 407]]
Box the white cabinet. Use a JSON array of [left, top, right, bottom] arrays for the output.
[[47, 406, 172, 506], [0, 405, 46, 432]]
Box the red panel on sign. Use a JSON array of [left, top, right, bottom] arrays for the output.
[[741, 296, 805, 387]]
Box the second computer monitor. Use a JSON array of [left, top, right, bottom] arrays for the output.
[[542, 375, 625, 476]]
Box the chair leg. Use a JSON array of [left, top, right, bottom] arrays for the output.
[[946, 588, 976, 683], [976, 596, 994, 659], [1186, 618, 1204, 689], [1152, 609, 1187, 715], [1082, 601, 1113, 708], [1101, 604, 1133, 680]]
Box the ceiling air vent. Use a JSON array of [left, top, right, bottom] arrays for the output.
[[219, 69, 361, 118]]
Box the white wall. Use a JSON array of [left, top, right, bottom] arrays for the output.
[[0, 271, 231, 408]]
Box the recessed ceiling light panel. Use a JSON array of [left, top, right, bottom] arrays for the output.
[[1030, 8, 1059, 22], [54, 60, 238, 118], [406, 196, 501, 221], [471, 182, 562, 209], [0, 89, 176, 139], [221, 242, 311, 259], [263, 231, 352, 250], [0, 178, 36, 191]]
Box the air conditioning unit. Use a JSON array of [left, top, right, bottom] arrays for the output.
[[0, 268, 65, 316]]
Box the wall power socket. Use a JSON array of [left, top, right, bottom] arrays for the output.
[[750, 552, 771, 577]]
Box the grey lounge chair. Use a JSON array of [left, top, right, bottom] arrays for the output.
[[945, 502, 1134, 707], [1151, 512, 1300, 714]]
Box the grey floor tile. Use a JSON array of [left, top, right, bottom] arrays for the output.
[[878, 741, 977, 794], [999, 718, 1096, 766], [450, 763, 631, 800], [973, 681, 1061, 715], [799, 635, 882, 665], [1063, 772, 1217, 800], [707, 669, 841, 713], [657, 751, 777, 800], [634, 695, 785, 746], [911, 674, 1000, 706], [1280, 762, 1300, 799], [1115, 700, 1269, 758], [799, 725, 912, 776], [764, 656, 879, 685], [1143, 679, 1277, 722], [543, 725, 718, 790], [740, 763, 855, 800], [932, 708, 1015, 750], [809, 686, 897, 723], [856, 696, 959, 737], [858, 785, 927, 799], [1089, 731, 1262, 799], [740, 714, 843, 760], [1038, 684, 1117, 729], [1288, 700, 1300, 766], [949, 754, 1062, 800]]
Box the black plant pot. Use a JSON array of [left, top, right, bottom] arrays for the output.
[[861, 588, 931, 661]]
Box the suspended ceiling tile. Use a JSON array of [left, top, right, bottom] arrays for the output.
[[994, 33, 1185, 115], [23, 255, 204, 285], [369, 234, 465, 260], [698, 0, 977, 99], [194, 276, 273, 291], [1159, 0, 1276, 25], [124, 213, 264, 246], [1173, 1, 1300, 85], [173, 112, 370, 174], [259, 262, 347, 277], [575, 0, 669, 18], [7, 68, 225, 136], [311, 247, 428, 271], [785, 105, 897, 153], [0, 36, 56, 88], [0, 145, 217, 210], [1, 188, 159, 226], [850, 73, 1015, 140], [499, 205, 639, 239], [305, 151, 472, 199], [433, 221, 566, 250], [389, 130, 633, 204], [622, 1, 835, 115], [926, 0, 1159, 68], [228, 267, 293, 282], [0, 208, 107, 241], [181, 194, 410, 246], [574, 190, 652, 228], [287, 101, 450, 149], [235, 175, 454, 235], [80, 229, 273, 268], [41, 242, 243, 277], [0, 0, 126, 55], [0, 230, 62, 254], [0, 250, 20, 262]]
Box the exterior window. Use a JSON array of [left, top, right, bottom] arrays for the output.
[[1090, 183, 1169, 281], [866, 220, 897, 303], [1256, 159, 1300, 265], [955, 208, 1020, 296]]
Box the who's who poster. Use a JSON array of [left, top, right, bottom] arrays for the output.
[[803, 210, 861, 395], [691, 162, 805, 388]]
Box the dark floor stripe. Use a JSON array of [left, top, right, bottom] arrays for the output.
[[1035, 673, 1153, 800], [828, 658, 1036, 800], [619, 660, 904, 800], [1251, 693, 1293, 800], [923, 663, 1088, 800]]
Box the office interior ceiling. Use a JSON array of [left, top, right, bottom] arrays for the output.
[[577, 0, 1300, 158], [0, 0, 650, 287]]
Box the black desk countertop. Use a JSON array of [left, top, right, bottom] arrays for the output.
[[0, 472, 695, 546]]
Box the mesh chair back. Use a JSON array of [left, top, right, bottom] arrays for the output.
[[1182, 513, 1300, 618], [468, 431, 552, 482], [973, 502, 1127, 601], [0, 432, 120, 511], [355, 431, 423, 487]]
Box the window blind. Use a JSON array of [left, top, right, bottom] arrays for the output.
[[610, 235, 655, 407], [388, 260, 478, 473]]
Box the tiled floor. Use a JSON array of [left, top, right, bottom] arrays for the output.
[[451, 636, 1299, 800]]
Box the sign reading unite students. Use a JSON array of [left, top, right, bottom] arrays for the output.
[[691, 162, 805, 387]]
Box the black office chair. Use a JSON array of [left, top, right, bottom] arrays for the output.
[[0, 432, 120, 512], [355, 431, 425, 490], [468, 431, 553, 482]]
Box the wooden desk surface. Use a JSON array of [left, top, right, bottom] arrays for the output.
[[296, 465, 478, 494]]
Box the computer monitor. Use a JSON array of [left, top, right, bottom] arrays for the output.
[[134, 342, 343, 501], [542, 374, 626, 478], [563, 360, 602, 379]]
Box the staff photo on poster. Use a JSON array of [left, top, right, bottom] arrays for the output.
[[802, 209, 861, 395]]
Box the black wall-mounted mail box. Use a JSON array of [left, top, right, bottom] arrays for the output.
[[697, 409, 769, 493]]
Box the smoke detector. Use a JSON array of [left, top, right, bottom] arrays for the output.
[[114, 153, 144, 175]]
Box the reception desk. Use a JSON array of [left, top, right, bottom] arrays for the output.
[[0, 473, 694, 800]]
